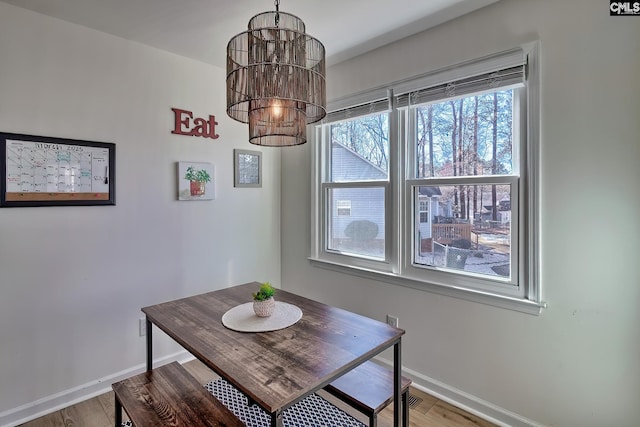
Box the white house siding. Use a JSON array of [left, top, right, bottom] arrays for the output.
[[330, 143, 387, 240]]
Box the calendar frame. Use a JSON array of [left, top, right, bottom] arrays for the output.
[[0, 132, 115, 207]]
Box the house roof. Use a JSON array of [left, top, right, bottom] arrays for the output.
[[419, 186, 442, 197], [332, 142, 442, 197], [331, 142, 387, 181]]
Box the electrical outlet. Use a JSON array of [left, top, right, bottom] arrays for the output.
[[139, 317, 147, 336], [386, 315, 399, 328]]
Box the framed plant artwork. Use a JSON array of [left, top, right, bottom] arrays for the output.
[[234, 149, 262, 188], [178, 161, 214, 200]]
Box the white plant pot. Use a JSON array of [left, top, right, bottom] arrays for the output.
[[253, 298, 275, 317]]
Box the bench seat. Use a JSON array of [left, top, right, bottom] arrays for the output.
[[205, 376, 367, 427], [324, 361, 412, 427], [112, 361, 243, 427]]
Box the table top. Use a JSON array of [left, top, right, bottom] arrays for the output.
[[142, 282, 404, 415]]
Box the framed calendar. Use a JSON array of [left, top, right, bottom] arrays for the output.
[[0, 132, 115, 207]]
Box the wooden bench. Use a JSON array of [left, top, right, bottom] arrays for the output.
[[324, 361, 412, 427], [112, 361, 244, 427]]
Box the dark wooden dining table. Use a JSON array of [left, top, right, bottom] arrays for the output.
[[142, 282, 405, 427]]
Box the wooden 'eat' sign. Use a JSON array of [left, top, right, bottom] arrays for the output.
[[171, 108, 219, 139]]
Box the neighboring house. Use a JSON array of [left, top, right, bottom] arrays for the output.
[[417, 186, 443, 242], [480, 199, 511, 226], [330, 142, 387, 241], [331, 142, 443, 243]]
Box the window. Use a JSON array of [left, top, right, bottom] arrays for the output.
[[418, 198, 429, 223], [311, 44, 543, 314], [323, 102, 390, 261], [336, 200, 352, 216]]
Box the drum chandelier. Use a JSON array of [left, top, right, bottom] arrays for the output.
[[226, 0, 326, 146]]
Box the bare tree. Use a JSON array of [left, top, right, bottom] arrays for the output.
[[332, 114, 389, 171], [491, 92, 498, 222], [417, 108, 427, 177], [457, 98, 466, 219], [449, 101, 459, 216], [472, 96, 479, 220], [427, 105, 434, 177]]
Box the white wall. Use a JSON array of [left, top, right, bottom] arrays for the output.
[[0, 3, 281, 424], [282, 1, 640, 426]]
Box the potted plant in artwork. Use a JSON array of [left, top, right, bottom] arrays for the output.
[[252, 282, 276, 317], [184, 166, 211, 196]]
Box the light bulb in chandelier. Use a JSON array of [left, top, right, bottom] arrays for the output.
[[270, 98, 283, 119]]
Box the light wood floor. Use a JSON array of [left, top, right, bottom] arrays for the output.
[[19, 360, 496, 427]]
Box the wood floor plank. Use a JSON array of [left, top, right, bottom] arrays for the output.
[[422, 400, 497, 427], [376, 388, 495, 427], [60, 396, 112, 427], [407, 408, 438, 427], [19, 411, 65, 427], [96, 390, 130, 425], [96, 391, 115, 425], [182, 359, 219, 385]]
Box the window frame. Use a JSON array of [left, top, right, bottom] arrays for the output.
[[309, 43, 545, 315], [401, 84, 523, 297], [316, 117, 395, 271]]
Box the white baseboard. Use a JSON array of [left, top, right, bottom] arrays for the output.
[[0, 351, 190, 427], [373, 356, 542, 427]]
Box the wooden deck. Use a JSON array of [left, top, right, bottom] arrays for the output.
[[431, 223, 472, 245]]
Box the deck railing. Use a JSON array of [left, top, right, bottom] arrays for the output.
[[432, 223, 472, 244]]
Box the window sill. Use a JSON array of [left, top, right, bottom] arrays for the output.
[[308, 257, 547, 315]]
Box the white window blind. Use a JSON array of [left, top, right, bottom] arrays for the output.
[[323, 98, 390, 124], [396, 65, 525, 107]]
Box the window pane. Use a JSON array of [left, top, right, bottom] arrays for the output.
[[330, 113, 389, 182], [328, 187, 385, 260], [414, 184, 512, 280], [336, 199, 351, 216], [419, 198, 429, 223], [414, 90, 513, 178]]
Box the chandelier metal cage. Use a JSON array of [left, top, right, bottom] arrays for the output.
[[226, 0, 326, 146]]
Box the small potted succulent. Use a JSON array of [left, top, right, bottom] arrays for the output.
[[252, 282, 276, 317]]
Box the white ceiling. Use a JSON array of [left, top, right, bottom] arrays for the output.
[[0, 0, 498, 68]]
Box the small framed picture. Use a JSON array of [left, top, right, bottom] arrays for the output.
[[177, 161, 215, 200], [234, 149, 262, 188]]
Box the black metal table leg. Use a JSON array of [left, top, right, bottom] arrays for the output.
[[394, 339, 402, 427], [270, 408, 283, 427], [115, 396, 122, 427], [402, 388, 408, 427], [146, 317, 152, 371]]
